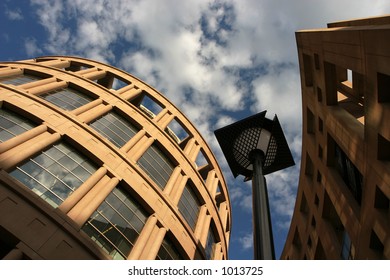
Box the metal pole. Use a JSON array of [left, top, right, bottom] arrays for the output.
[[249, 149, 275, 260]]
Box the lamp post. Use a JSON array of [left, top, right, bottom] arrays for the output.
[[214, 111, 294, 260]]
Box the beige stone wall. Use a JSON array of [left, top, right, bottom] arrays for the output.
[[282, 16, 390, 260]]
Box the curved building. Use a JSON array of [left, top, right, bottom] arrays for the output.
[[282, 16, 390, 259], [0, 56, 231, 260]]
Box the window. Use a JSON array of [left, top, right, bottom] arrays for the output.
[[39, 87, 93, 111], [0, 74, 39, 85], [341, 231, 354, 259], [82, 187, 148, 260], [377, 134, 390, 161], [334, 144, 363, 205], [138, 144, 175, 190], [302, 54, 313, 87], [307, 108, 315, 134], [130, 92, 164, 119], [205, 227, 217, 260], [165, 117, 190, 145], [89, 111, 138, 148], [0, 108, 36, 143], [378, 72, 390, 103], [156, 236, 184, 260], [178, 184, 201, 230], [9, 142, 97, 207]]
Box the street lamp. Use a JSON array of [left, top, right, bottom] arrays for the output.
[[214, 111, 295, 260]]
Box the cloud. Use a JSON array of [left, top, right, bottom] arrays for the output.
[[24, 0, 390, 256], [237, 232, 253, 250], [5, 8, 23, 20], [24, 38, 42, 57]]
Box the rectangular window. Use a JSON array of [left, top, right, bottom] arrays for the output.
[[89, 111, 138, 148], [0, 74, 39, 85], [178, 184, 201, 230], [334, 145, 363, 205], [39, 87, 93, 111], [82, 187, 148, 260], [205, 227, 217, 260], [156, 237, 183, 260], [0, 108, 36, 143], [341, 231, 354, 259], [138, 144, 175, 190], [9, 142, 97, 207]]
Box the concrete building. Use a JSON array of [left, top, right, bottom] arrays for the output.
[[0, 56, 231, 260], [282, 15, 390, 259]]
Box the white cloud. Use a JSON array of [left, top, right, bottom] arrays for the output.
[[26, 0, 390, 255], [24, 38, 41, 57], [5, 8, 23, 20], [237, 232, 253, 250]]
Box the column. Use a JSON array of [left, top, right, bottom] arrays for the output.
[[0, 132, 61, 170], [27, 80, 67, 95], [193, 205, 208, 241], [199, 214, 212, 248], [19, 77, 57, 90], [59, 166, 107, 213], [218, 202, 228, 231], [140, 227, 166, 260], [121, 87, 143, 101], [155, 109, 175, 129], [213, 243, 223, 260], [121, 130, 146, 153], [67, 176, 119, 227], [128, 216, 158, 260], [81, 69, 106, 81], [113, 83, 135, 95], [127, 135, 154, 162], [171, 175, 188, 204], [71, 99, 103, 116], [0, 124, 47, 154], [163, 167, 182, 196], [77, 103, 112, 123]]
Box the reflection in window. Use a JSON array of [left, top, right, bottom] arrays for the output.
[[39, 87, 93, 111], [178, 184, 201, 230], [335, 145, 363, 205], [156, 237, 183, 260], [205, 227, 217, 260], [0, 108, 36, 143], [82, 187, 148, 260], [90, 111, 138, 148], [0, 74, 39, 85], [9, 142, 97, 207], [138, 144, 175, 190], [341, 231, 354, 259]]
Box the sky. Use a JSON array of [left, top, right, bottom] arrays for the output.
[[1, 0, 390, 260]]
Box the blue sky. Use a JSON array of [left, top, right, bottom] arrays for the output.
[[1, 0, 390, 260]]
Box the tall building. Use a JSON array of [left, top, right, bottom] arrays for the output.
[[0, 56, 231, 260], [282, 15, 390, 259]]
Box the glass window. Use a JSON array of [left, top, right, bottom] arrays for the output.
[[334, 145, 363, 205], [178, 184, 201, 230], [0, 74, 39, 85], [9, 142, 98, 207], [0, 108, 36, 143], [205, 227, 217, 260], [341, 231, 353, 260], [89, 111, 138, 148], [82, 187, 148, 260], [138, 144, 175, 190], [156, 237, 183, 260], [39, 87, 93, 111]]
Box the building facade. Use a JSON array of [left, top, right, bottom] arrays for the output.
[[0, 56, 231, 260], [282, 15, 390, 259]]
